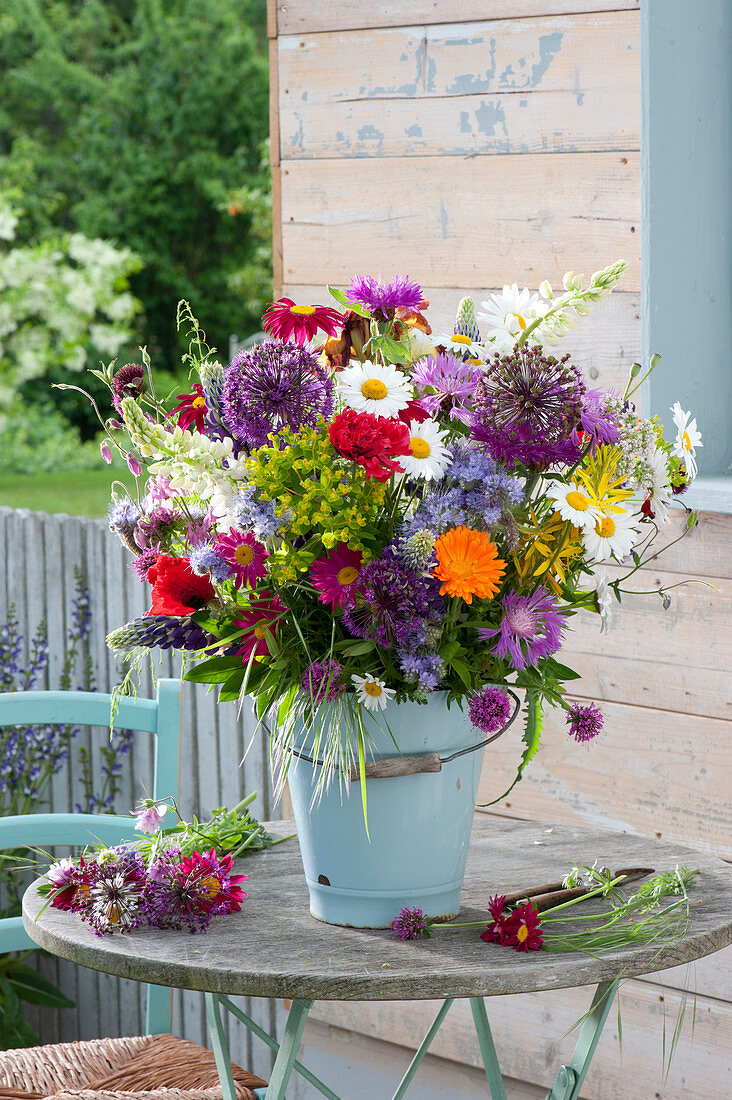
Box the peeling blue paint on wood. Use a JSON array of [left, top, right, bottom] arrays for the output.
[[439, 200, 448, 240], [459, 110, 470, 134], [356, 124, 384, 149], [530, 32, 564, 87], [475, 100, 507, 137], [406, 123, 422, 137]]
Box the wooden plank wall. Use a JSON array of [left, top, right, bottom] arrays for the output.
[[270, 1, 732, 1097], [0, 506, 283, 1083]]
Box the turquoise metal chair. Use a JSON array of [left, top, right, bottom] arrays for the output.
[[0, 678, 183, 1034]]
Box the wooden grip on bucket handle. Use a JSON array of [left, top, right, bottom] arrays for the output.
[[348, 752, 442, 781]]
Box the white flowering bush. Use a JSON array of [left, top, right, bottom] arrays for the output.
[[0, 192, 142, 403]]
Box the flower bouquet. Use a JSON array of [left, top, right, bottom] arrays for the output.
[[65, 263, 703, 924]]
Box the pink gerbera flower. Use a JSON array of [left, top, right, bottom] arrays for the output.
[[310, 544, 363, 608], [214, 530, 269, 589], [262, 297, 344, 346], [234, 594, 286, 661]]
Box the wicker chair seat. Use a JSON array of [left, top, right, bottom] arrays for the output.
[[0, 1034, 267, 1100]]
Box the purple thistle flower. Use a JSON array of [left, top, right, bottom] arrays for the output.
[[301, 659, 347, 704], [412, 353, 480, 422], [478, 588, 564, 671], [84, 849, 147, 936], [134, 507, 180, 550], [222, 340, 335, 449], [576, 388, 621, 448], [392, 906, 431, 940], [566, 701, 604, 742], [347, 274, 423, 319], [129, 546, 160, 581], [107, 498, 140, 537], [471, 345, 585, 470], [468, 687, 512, 735]]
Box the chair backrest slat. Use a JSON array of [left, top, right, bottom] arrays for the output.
[[0, 691, 158, 733], [0, 813, 141, 849]]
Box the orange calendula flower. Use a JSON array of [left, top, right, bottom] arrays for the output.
[[433, 526, 506, 604]]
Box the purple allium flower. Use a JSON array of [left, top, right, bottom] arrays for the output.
[[412, 353, 480, 422], [565, 701, 604, 742], [188, 543, 234, 584], [112, 363, 146, 410], [468, 687, 512, 734], [342, 550, 443, 648], [222, 340, 335, 449], [471, 345, 585, 469], [478, 588, 564, 671], [301, 659, 347, 704], [392, 905, 431, 940], [347, 274, 423, 319]]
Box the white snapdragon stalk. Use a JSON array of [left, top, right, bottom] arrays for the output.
[[524, 260, 628, 347]]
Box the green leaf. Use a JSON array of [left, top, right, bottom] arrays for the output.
[[450, 658, 472, 690], [184, 656, 244, 684], [544, 659, 582, 682], [339, 640, 377, 657], [217, 667, 246, 703], [327, 286, 369, 317], [8, 965, 75, 1008]]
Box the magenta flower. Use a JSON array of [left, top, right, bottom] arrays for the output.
[[392, 906, 431, 940], [309, 543, 363, 608], [565, 701, 604, 742], [234, 594, 286, 662], [347, 274, 423, 319], [478, 587, 564, 671], [412, 353, 480, 422], [262, 297, 344, 345], [301, 659, 347, 704], [468, 686, 511, 734], [214, 530, 269, 589], [132, 802, 170, 834]]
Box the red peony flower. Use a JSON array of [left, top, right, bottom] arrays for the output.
[[234, 594, 286, 662], [263, 297, 344, 346], [329, 408, 411, 482], [502, 902, 543, 952], [146, 555, 215, 616], [169, 383, 207, 433]]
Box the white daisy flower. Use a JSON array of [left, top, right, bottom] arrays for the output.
[[399, 419, 452, 481], [479, 284, 549, 353], [671, 402, 702, 479], [337, 359, 413, 419], [645, 447, 673, 524], [546, 481, 601, 530], [433, 330, 486, 361], [582, 506, 640, 564], [352, 673, 395, 712], [591, 567, 613, 634]]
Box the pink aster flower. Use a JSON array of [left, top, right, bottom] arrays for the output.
[[214, 530, 269, 589], [234, 594, 286, 661], [262, 297, 344, 345], [309, 544, 363, 608]]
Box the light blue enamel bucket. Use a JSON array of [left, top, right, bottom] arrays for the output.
[[286, 690, 520, 928]]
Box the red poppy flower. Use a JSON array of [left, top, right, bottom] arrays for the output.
[[170, 383, 207, 433], [397, 399, 431, 426], [263, 297, 344, 346], [146, 555, 215, 616], [502, 902, 543, 952], [329, 408, 411, 482], [234, 594, 286, 661]]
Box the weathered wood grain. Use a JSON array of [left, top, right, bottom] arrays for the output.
[[478, 701, 731, 859], [307, 976, 730, 1099], [279, 12, 640, 159], [23, 819, 732, 1002], [280, 153, 641, 290], [276, 1, 641, 36]]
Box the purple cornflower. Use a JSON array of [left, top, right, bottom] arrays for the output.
[[576, 388, 620, 448], [301, 659, 347, 704], [565, 701, 604, 742], [468, 687, 512, 734], [111, 363, 146, 412], [478, 588, 564, 671], [471, 345, 585, 469], [347, 274, 423, 319], [412, 353, 480, 422], [392, 906, 431, 940], [222, 340, 335, 449], [342, 550, 443, 648]]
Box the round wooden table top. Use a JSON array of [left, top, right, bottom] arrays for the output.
[[23, 818, 732, 1003]]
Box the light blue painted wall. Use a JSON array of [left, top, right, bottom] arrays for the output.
[[642, 0, 732, 492]]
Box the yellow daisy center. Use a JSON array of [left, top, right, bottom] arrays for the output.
[[200, 875, 222, 900], [337, 566, 359, 586], [361, 378, 388, 400], [290, 304, 316, 315], [234, 544, 255, 566], [565, 490, 589, 511], [364, 681, 383, 698], [450, 334, 471, 346], [682, 430, 691, 450], [517, 924, 529, 943], [596, 516, 616, 538], [254, 624, 267, 640], [511, 313, 527, 330], [410, 436, 431, 458], [192, 395, 206, 409]]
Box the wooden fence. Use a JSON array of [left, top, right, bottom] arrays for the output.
[[0, 506, 283, 1082]]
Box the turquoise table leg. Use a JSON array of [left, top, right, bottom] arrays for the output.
[[205, 992, 238, 1100], [392, 998, 454, 1099], [470, 998, 508, 1100], [263, 998, 314, 1100], [546, 979, 620, 1100]]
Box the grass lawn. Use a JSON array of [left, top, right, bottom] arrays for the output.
[[0, 469, 137, 518]]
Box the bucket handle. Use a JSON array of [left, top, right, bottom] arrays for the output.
[[291, 687, 522, 781]]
